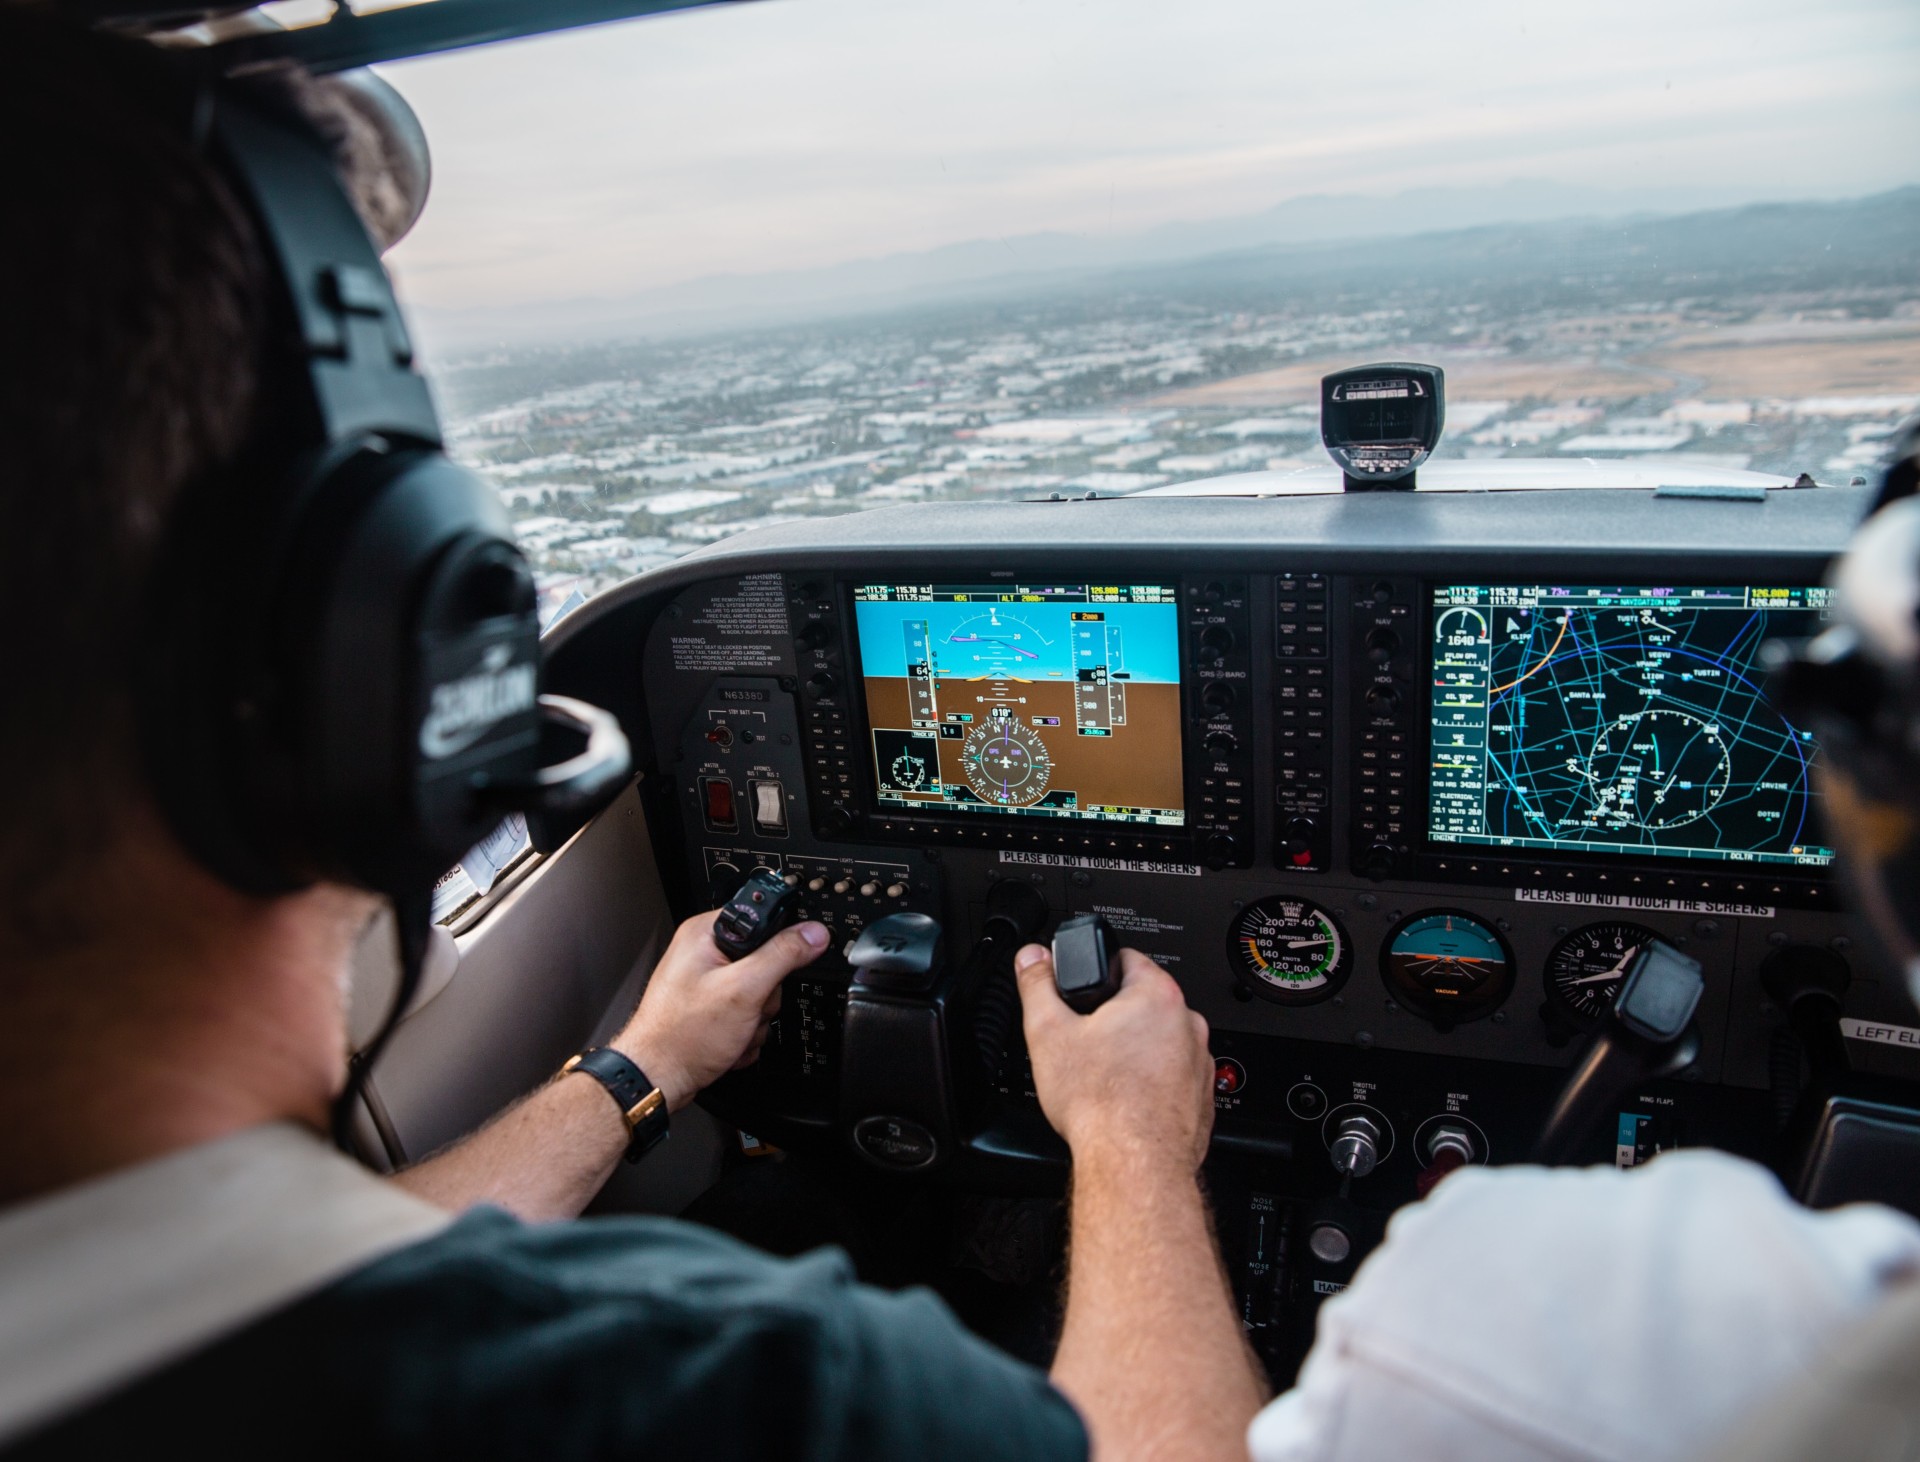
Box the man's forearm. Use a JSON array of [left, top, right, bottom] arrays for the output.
[[391, 1069, 629, 1221], [1051, 1145, 1268, 1461]]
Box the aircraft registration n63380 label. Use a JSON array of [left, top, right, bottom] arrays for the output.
[[1514, 888, 1775, 918]]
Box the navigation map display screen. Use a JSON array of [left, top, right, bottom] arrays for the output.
[[852, 582, 1185, 827], [1429, 585, 1835, 868]]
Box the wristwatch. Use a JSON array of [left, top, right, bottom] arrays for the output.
[[561, 1047, 670, 1163]]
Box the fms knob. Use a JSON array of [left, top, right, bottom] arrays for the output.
[[1329, 1114, 1384, 1180], [1203, 833, 1239, 870]]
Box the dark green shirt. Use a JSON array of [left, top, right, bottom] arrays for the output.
[[11, 1209, 1088, 1459]]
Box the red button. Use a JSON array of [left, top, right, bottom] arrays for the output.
[[703, 777, 737, 829], [1214, 1058, 1246, 1096]]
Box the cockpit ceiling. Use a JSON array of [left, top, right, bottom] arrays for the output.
[[55, 0, 746, 74]]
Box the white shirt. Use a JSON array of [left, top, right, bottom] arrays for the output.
[[1248, 1150, 1920, 1462]]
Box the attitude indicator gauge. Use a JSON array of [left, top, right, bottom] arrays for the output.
[[1544, 921, 1658, 1030], [1382, 910, 1515, 1026], [1229, 897, 1352, 1005], [962, 714, 1053, 806]]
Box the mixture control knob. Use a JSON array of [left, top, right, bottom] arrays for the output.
[[1424, 1122, 1477, 1169], [1200, 681, 1237, 714], [1198, 625, 1235, 665], [1361, 841, 1398, 881], [1366, 627, 1401, 665], [1203, 832, 1239, 870], [1363, 685, 1402, 717], [804, 670, 840, 700], [1329, 1114, 1384, 1180], [1204, 729, 1239, 755]]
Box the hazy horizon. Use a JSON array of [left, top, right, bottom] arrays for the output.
[[378, 0, 1919, 343]]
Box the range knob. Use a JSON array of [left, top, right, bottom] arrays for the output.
[[795, 622, 832, 652], [1200, 681, 1237, 715], [1365, 627, 1401, 665], [1363, 685, 1402, 717], [1361, 841, 1398, 881], [1198, 625, 1235, 665], [1204, 729, 1239, 755], [1203, 833, 1239, 870], [1329, 1114, 1384, 1180], [804, 670, 840, 700]]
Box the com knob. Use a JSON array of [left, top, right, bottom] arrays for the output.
[[1198, 625, 1235, 665], [1329, 1114, 1384, 1180], [804, 670, 840, 700], [1362, 841, 1398, 882], [1365, 628, 1401, 666], [1363, 685, 1402, 717], [1203, 833, 1239, 870]]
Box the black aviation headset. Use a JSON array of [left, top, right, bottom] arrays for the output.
[[122, 47, 631, 1148]]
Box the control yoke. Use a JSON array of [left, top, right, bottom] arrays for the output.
[[1533, 940, 1705, 1165]]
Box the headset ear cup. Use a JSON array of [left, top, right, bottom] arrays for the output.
[[292, 449, 539, 895]]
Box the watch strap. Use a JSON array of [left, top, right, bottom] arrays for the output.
[[562, 1048, 670, 1163]]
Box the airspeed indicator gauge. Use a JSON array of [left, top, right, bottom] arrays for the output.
[[1229, 897, 1352, 1005]]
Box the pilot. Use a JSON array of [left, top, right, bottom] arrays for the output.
[[1242, 419, 1920, 1462], [0, 15, 1263, 1459]]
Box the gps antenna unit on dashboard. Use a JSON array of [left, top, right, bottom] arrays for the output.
[[1321, 362, 1445, 491]]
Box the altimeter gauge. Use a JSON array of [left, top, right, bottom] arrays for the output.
[[962, 715, 1053, 806], [1544, 921, 1658, 1030], [1229, 897, 1352, 1005]]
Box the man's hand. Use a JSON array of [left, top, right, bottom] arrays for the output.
[[612, 912, 829, 1112], [1015, 942, 1214, 1170]]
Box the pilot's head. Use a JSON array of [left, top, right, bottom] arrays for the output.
[[1782, 417, 1920, 1007], [0, 14, 409, 958]]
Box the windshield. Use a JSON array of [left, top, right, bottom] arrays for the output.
[[378, 0, 1920, 618]]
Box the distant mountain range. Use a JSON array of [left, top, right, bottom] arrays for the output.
[[410, 182, 1920, 355]]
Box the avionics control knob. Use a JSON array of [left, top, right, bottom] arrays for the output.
[[816, 803, 853, 836], [1329, 1114, 1384, 1180], [1366, 628, 1401, 665], [805, 670, 840, 700], [1200, 681, 1237, 714], [707, 861, 745, 906], [1364, 685, 1402, 717], [1204, 730, 1239, 755], [1369, 581, 1394, 606], [1283, 816, 1320, 856], [1362, 841, 1398, 881], [1204, 833, 1239, 870], [794, 622, 832, 652], [1198, 626, 1235, 665]]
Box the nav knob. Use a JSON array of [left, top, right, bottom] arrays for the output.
[[1204, 832, 1239, 870], [1330, 1114, 1384, 1180], [1366, 628, 1401, 665], [795, 622, 832, 652], [1361, 841, 1398, 881]]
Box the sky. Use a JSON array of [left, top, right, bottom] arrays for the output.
[[375, 0, 1920, 317]]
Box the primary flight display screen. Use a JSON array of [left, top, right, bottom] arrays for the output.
[[1429, 585, 1835, 868], [852, 582, 1185, 827]]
